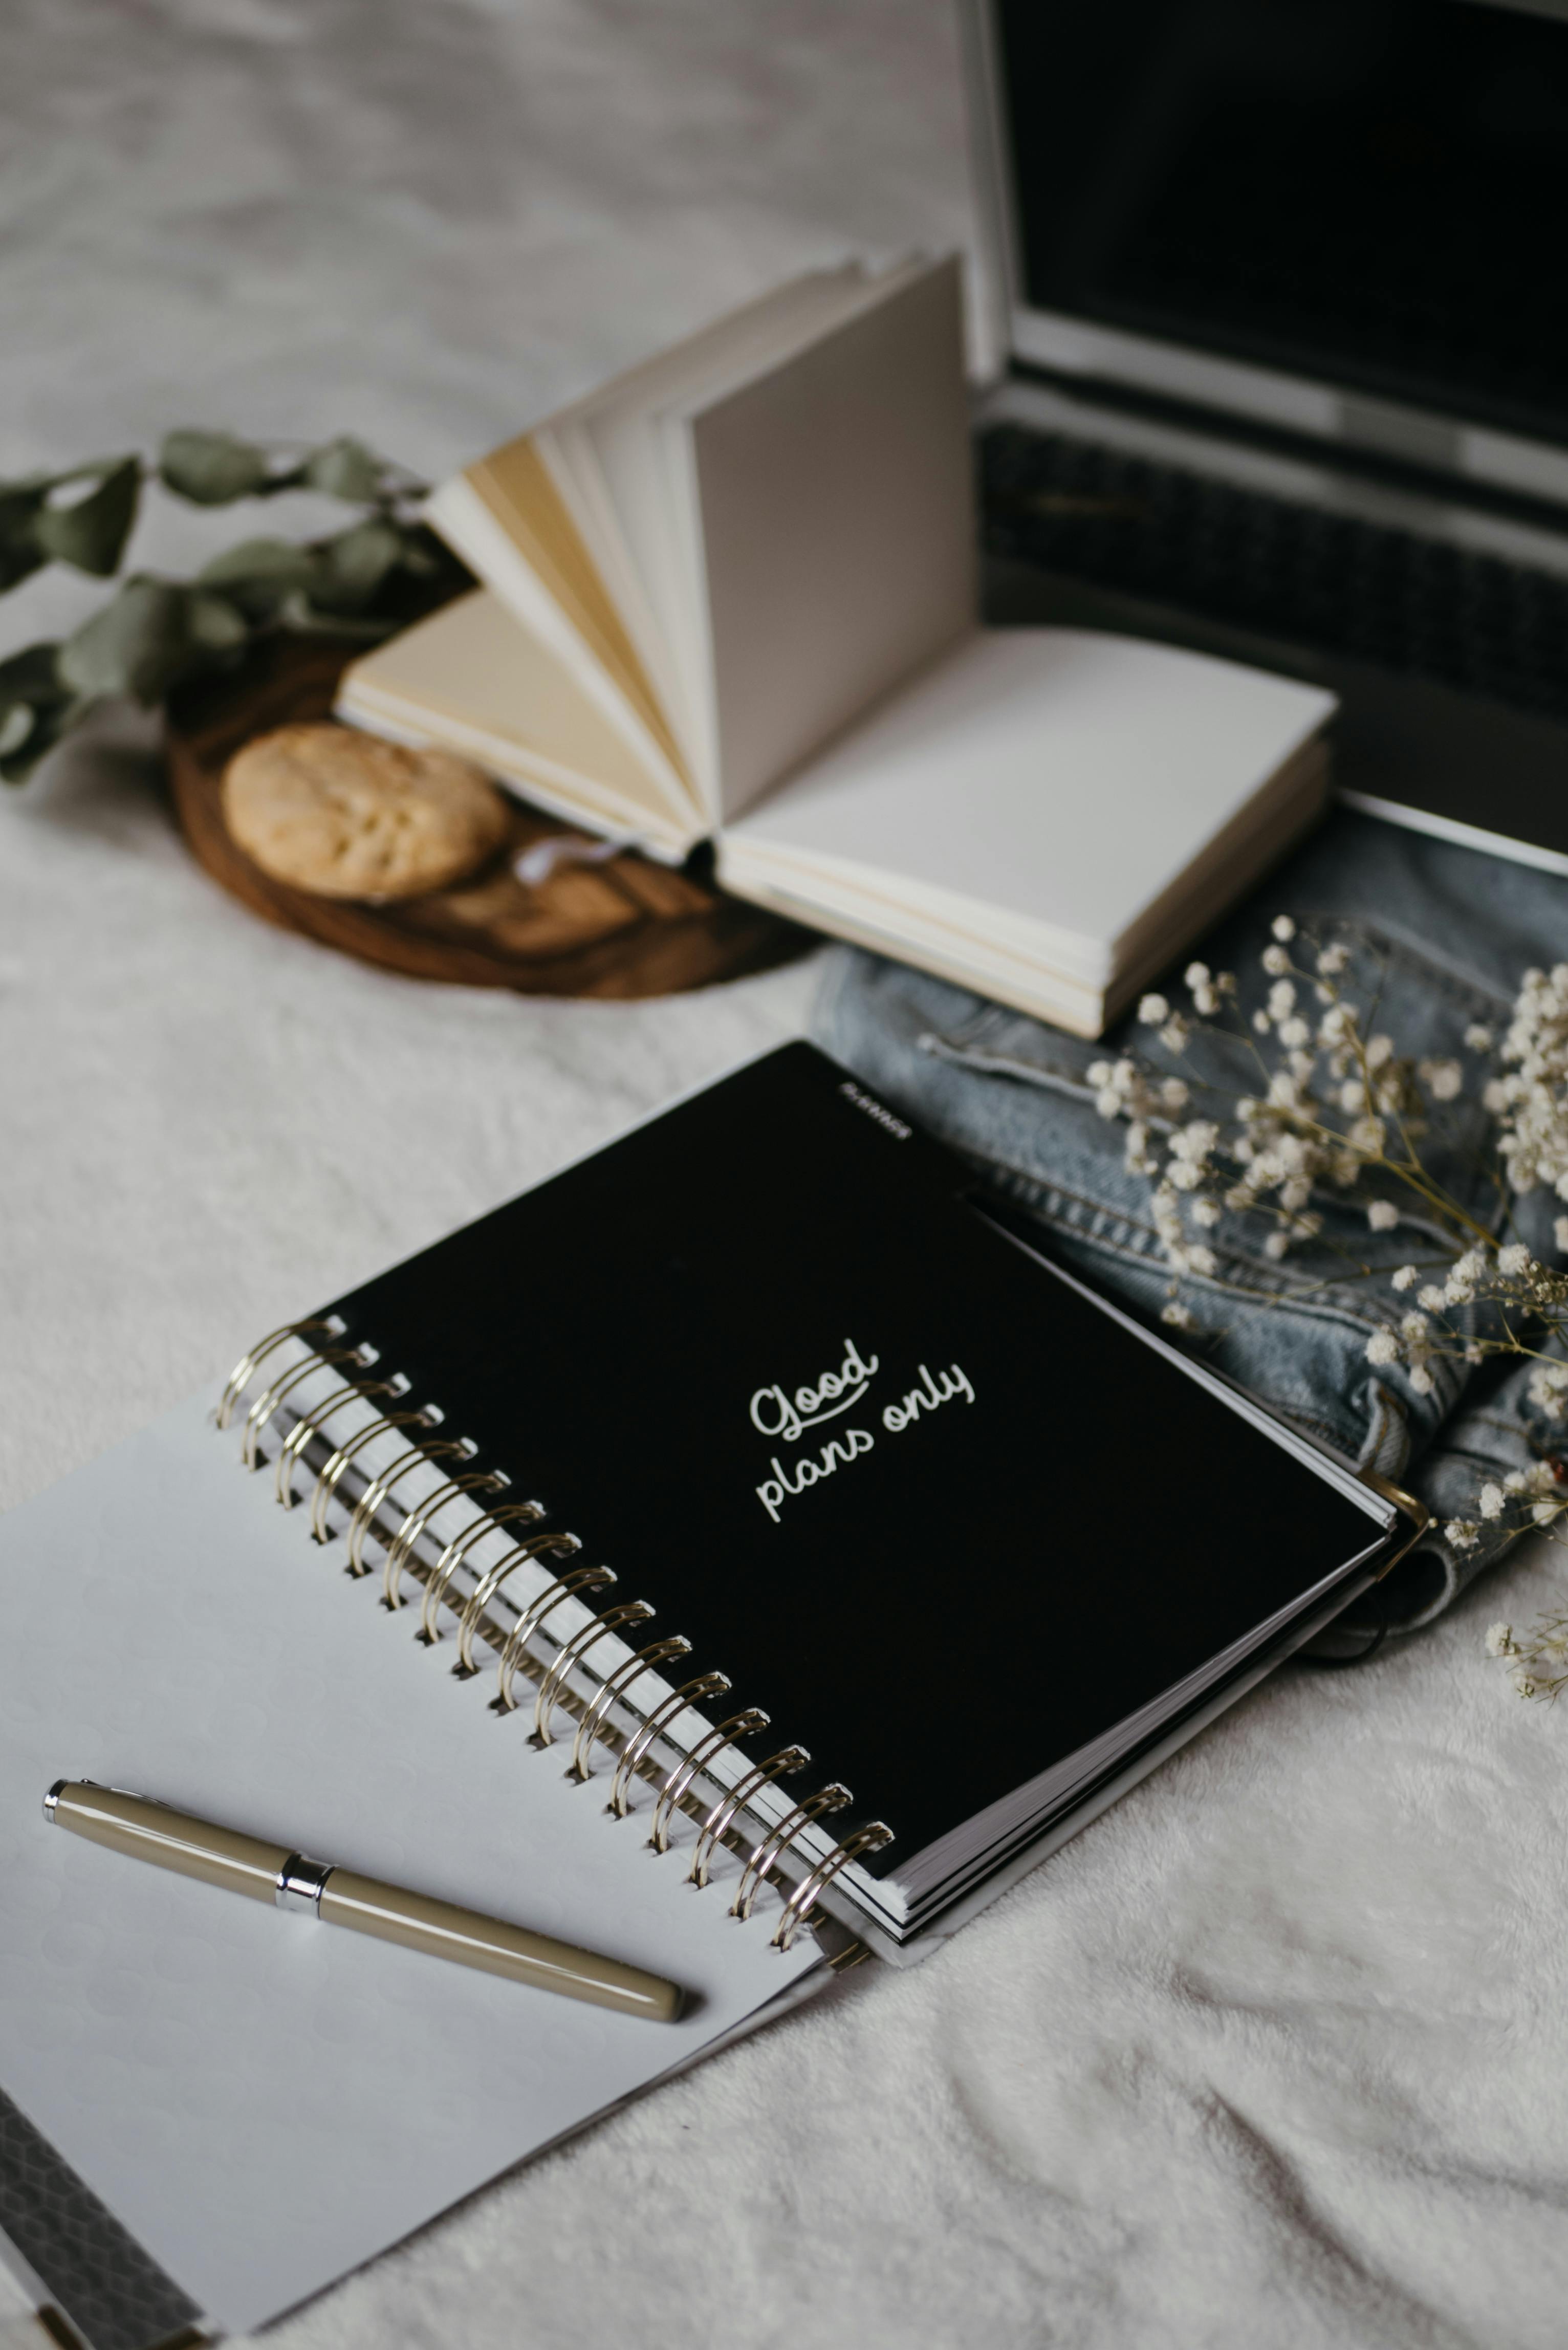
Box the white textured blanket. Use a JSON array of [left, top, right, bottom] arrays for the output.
[[3, 6, 1566, 2344]]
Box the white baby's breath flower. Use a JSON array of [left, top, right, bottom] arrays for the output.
[[1418, 1286, 1447, 1313], [1160, 1301, 1195, 1330], [1497, 1243, 1531, 1277], [1264, 1231, 1290, 1261], [1261, 943, 1291, 976], [1184, 962, 1210, 992], [1271, 915, 1296, 942], [1479, 1483, 1506, 1520], [1485, 1621, 1518, 1657], [1339, 1079, 1367, 1113], [1391, 1265, 1418, 1291], [1366, 1200, 1399, 1232], [1191, 1197, 1221, 1227], [1252, 1010, 1270, 1035], [1160, 1077, 1189, 1111], [1267, 978, 1296, 1020], [1279, 1017, 1311, 1050], [1533, 1500, 1561, 1524], [1515, 1674, 1539, 1699], [1409, 1364, 1436, 1396], [1465, 1024, 1494, 1052], [1555, 1215, 1568, 1254], [1159, 1016, 1190, 1054], [1420, 1057, 1464, 1102], [1366, 1330, 1400, 1366], [1445, 1519, 1480, 1550], [1138, 993, 1170, 1027], [1317, 943, 1349, 976], [1365, 1035, 1395, 1072]]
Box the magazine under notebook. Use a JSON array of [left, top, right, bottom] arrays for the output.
[[0, 1042, 1398, 2340]]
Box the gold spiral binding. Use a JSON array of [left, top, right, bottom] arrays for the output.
[[453, 1531, 583, 1677], [274, 1381, 400, 1507], [418, 1501, 547, 1644], [772, 1821, 895, 1952], [382, 1469, 508, 1611], [688, 1748, 809, 1890], [569, 1636, 691, 1783], [648, 1709, 769, 1855], [310, 1408, 439, 1546], [491, 1564, 616, 1713], [242, 1345, 376, 1471], [224, 1321, 885, 1961], [217, 1319, 337, 1430], [730, 1785, 851, 1920], [347, 1435, 474, 1577], [608, 1673, 731, 1819], [532, 1601, 654, 1749]]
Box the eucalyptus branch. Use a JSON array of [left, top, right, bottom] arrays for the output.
[[0, 428, 467, 784]]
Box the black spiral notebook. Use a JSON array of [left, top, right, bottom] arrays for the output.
[[311, 1038, 1398, 1950], [0, 1039, 1409, 2346]]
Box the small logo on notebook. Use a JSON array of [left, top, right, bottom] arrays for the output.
[[838, 1080, 910, 1141]]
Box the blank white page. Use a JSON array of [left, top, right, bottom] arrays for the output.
[[687, 254, 975, 822], [721, 627, 1336, 980], [0, 1396, 823, 2336]]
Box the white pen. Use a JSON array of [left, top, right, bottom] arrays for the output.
[[45, 1780, 683, 2022]]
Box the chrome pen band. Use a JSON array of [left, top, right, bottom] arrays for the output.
[[275, 1853, 334, 1915]]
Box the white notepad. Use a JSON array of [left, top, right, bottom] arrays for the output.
[[0, 1395, 823, 2337]]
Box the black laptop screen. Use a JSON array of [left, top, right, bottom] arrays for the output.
[[994, 0, 1568, 449]]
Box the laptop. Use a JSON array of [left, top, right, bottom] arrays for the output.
[[964, 0, 1568, 875]]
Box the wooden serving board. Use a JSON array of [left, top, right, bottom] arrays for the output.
[[163, 634, 807, 999]]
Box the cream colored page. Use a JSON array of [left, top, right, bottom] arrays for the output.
[[338, 590, 693, 837], [0, 1394, 822, 2336], [574, 269, 889, 814], [689, 255, 975, 821], [722, 627, 1336, 954], [533, 267, 869, 777]]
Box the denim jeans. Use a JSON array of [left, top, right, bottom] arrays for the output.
[[812, 809, 1568, 1642]]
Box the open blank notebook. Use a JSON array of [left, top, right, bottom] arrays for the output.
[[338, 256, 1337, 1037], [0, 1401, 824, 2339]]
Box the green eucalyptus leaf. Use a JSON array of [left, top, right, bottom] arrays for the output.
[[198, 536, 317, 588], [311, 517, 403, 611], [0, 694, 90, 785], [0, 640, 68, 714], [197, 535, 320, 619], [275, 590, 395, 640], [158, 428, 272, 507], [33, 456, 141, 577], [186, 590, 250, 655], [0, 643, 79, 784], [301, 436, 387, 504], [58, 576, 246, 706], [0, 491, 49, 593]]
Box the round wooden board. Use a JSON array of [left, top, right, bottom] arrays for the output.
[[163, 634, 808, 999]]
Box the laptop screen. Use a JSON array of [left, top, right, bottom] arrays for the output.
[[992, 0, 1568, 451]]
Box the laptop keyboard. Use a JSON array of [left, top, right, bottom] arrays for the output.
[[981, 421, 1568, 723]]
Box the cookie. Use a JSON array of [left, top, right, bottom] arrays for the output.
[[221, 724, 509, 901]]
